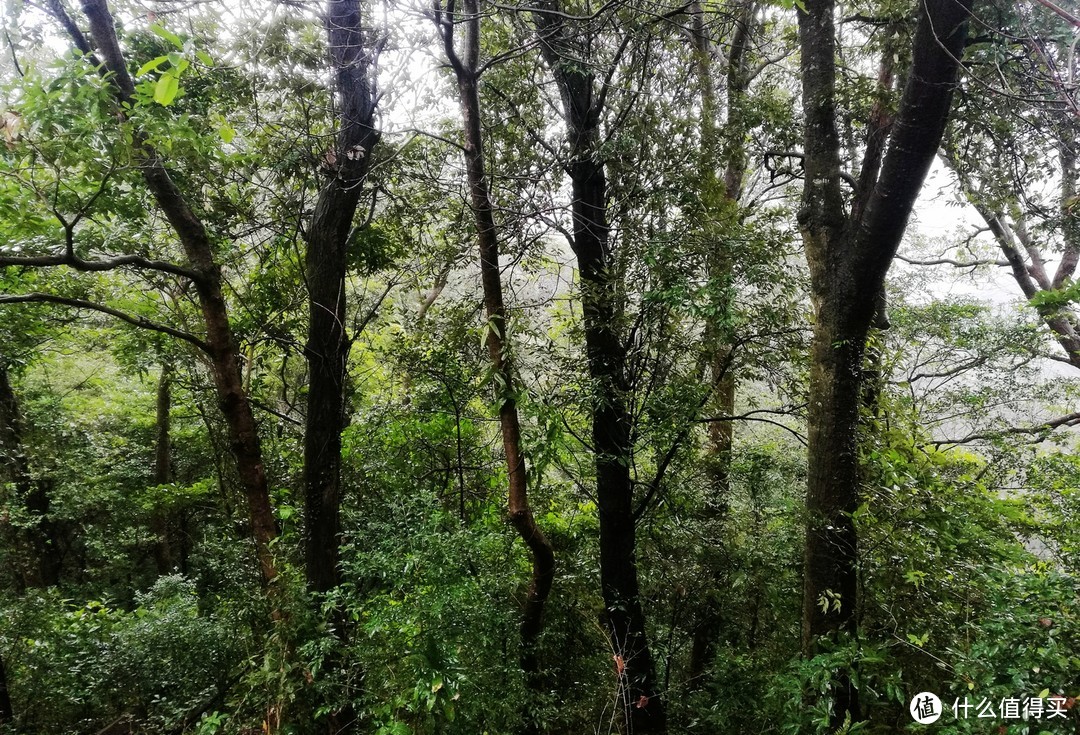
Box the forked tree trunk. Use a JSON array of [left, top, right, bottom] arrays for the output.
[[301, 3, 378, 732], [797, 0, 972, 725], [435, 5, 556, 730]]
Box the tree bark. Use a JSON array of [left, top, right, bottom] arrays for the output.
[[152, 364, 174, 575], [0, 650, 12, 725], [297, 4, 378, 732], [798, 0, 972, 725], [72, 0, 279, 584], [686, 0, 755, 688], [303, 0, 378, 596], [696, 0, 752, 496], [0, 363, 61, 588], [436, 4, 556, 730], [532, 5, 667, 731]]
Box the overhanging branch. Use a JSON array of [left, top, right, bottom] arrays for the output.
[[0, 252, 200, 281], [698, 407, 808, 446], [0, 292, 210, 352]]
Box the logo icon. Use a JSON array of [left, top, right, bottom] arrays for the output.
[[910, 692, 942, 724]]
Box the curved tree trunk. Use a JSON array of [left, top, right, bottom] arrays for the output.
[[71, 0, 279, 584], [435, 5, 556, 730], [944, 138, 1080, 370]]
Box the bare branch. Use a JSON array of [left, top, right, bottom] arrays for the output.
[[763, 149, 858, 189], [697, 406, 807, 446], [934, 411, 1080, 446], [1031, 0, 1080, 30], [496, 0, 621, 22], [903, 354, 989, 382], [395, 127, 467, 153], [250, 398, 302, 427], [895, 253, 1008, 268]]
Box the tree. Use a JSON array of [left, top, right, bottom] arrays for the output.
[[685, 0, 759, 687], [526, 2, 671, 730], [0, 0, 279, 585], [433, 2, 557, 729], [797, 0, 972, 723], [0, 359, 62, 590], [3, 0, 1079, 731], [303, 0, 380, 597], [151, 363, 174, 575], [941, 0, 1080, 374]]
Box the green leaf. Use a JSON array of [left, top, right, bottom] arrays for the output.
[[136, 55, 169, 77], [217, 123, 236, 143], [194, 49, 213, 66], [154, 73, 179, 106], [150, 23, 184, 50]]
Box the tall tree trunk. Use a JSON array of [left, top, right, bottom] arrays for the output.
[[801, 306, 866, 722], [71, 0, 279, 584], [532, 5, 667, 730], [152, 364, 174, 575], [0, 650, 12, 726], [686, 0, 755, 688], [695, 0, 750, 496], [303, 0, 378, 597], [0, 363, 61, 588], [798, 0, 972, 726], [300, 3, 377, 732], [436, 4, 556, 730]]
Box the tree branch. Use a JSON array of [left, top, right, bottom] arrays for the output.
[[496, 0, 621, 22], [0, 293, 210, 352], [764, 149, 858, 188], [43, 0, 100, 66], [933, 410, 1080, 446], [851, 0, 974, 282], [697, 406, 807, 445], [894, 253, 1008, 268], [250, 398, 302, 426], [0, 252, 199, 281], [1031, 0, 1080, 29]]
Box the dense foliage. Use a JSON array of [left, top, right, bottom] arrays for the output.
[[0, 0, 1078, 732]]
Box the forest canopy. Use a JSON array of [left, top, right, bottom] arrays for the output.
[[0, 0, 1078, 732]]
